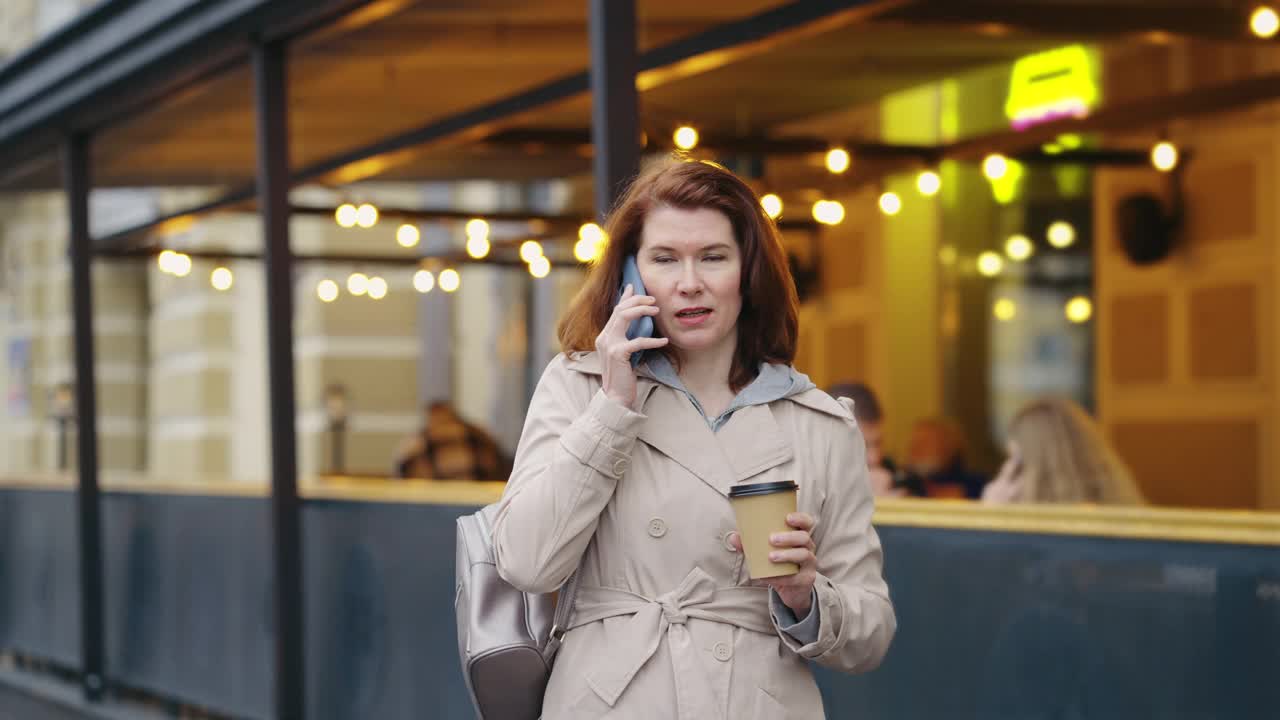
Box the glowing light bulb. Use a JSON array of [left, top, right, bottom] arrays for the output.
[[317, 279, 339, 303], [210, 267, 233, 291], [760, 194, 783, 219], [529, 255, 551, 278], [171, 253, 192, 278], [347, 272, 369, 296], [825, 148, 851, 174], [520, 240, 544, 264], [367, 276, 388, 300], [1065, 296, 1093, 323], [466, 235, 491, 259], [977, 251, 1005, 277], [396, 224, 420, 248], [335, 204, 358, 228], [673, 126, 699, 150], [1251, 6, 1279, 38], [916, 171, 941, 197], [355, 203, 378, 228], [993, 298, 1017, 321], [158, 250, 178, 274], [1047, 221, 1076, 249], [1005, 234, 1034, 261], [878, 192, 902, 216], [811, 200, 845, 226], [413, 270, 435, 293], [983, 154, 1009, 181], [1151, 141, 1178, 172], [439, 268, 460, 293]]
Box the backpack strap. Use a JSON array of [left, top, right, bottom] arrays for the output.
[[542, 571, 579, 662]]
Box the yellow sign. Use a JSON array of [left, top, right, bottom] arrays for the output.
[[1005, 45, 1100, 130]]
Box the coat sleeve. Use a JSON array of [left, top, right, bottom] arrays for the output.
[[772, 403, 897, 673], [493, 355, 645, 594]]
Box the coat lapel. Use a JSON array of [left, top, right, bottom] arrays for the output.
[[715, 403, 794, 485], [637, 387, 794, 497]]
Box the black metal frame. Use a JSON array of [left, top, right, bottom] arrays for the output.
[[589, 0, 640, 218], [252, 40, 306, 720], [63, 132, 105, 703]]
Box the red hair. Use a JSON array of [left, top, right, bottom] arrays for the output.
[[558, 158, 799, 390]]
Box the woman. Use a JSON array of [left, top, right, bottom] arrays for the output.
[[492, 158, 895, 719], [982, 398, 1145, 505]]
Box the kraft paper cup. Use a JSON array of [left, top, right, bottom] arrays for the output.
[[728, 481, 799, 579]]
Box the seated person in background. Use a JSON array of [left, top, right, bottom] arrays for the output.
[[904, 417, 987, 499], [394, 401, 507, 480], [982, 398, 1145, 505], [828, 381, 913, 498]]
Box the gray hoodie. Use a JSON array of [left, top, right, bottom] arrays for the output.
[[638, 352, 817, 432]]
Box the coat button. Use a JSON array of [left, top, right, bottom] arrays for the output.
[[647, 517, 667, 538], [712, 642, 732, 662], [613, 458, 629, 477]]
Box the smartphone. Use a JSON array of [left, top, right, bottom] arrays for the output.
[[617, 255, 654, 341], [616, 255, 654, 367]]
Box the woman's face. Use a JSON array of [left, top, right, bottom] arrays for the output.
[[636, 205, 742, 358]]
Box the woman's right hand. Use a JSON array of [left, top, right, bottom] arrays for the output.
[[597, 284, 669, 408]]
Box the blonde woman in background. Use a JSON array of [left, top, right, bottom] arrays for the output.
[[982, 398, 1146, 505]]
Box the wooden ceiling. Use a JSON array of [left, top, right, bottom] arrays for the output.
[[5, 0, 1275, 192]]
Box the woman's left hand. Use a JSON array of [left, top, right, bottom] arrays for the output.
[[729, 512, 819, 619]]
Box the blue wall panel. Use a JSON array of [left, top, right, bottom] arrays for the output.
[[3, 488, 1279, 719]]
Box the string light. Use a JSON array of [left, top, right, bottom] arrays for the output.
[[355, 203, 378, 228], [760, 194, 783, 219], [573, 222, 606, 263], [1065, 296, 1093, 323], [1005, 234, 1034, 261], [1151, 141, 1178, 172], [413, 269, 435, 293], [210, 267, 234, 291], [439, 268, 461, 293], [466, 236, 491, 259], [1251, 6, 1279, 38], [1047, 221, 1076, 249], [520, 240, 544, 264], [993, 298, 1017, 321], [878, 192, 902, 216], [396, 224, 420, 248], [335, 203, 358, 228], [171, 253, 192, 277], [317, 279, 339, 303], [529, 255, 551, 278], [825, 148, 851, 174], [347, 272, 369, 296], [367, 276, 388, 300], [938, 246, 958, 266], [977, 251, 1005, 277], [673, 126, 699, 150], [811, 200, 845, 226], [916, 171, 941, 197], [157, 250, 178, 274], [983, 154, 1009, 181]]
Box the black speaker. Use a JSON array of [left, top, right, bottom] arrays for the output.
[[1115, 192, 1176, 265]]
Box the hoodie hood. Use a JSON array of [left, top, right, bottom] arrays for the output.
[[638, 353, 816, 431]]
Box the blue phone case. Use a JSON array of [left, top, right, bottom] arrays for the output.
[[617, 256, 654, 367], [618, 255, 654, 341]]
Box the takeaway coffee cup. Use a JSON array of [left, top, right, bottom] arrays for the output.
[[728, 480, 799, 579]]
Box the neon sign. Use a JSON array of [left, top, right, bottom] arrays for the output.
[[1005, 45, 1100, 131]]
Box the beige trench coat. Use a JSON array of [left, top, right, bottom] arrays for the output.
[[494, 352, 896, 719]]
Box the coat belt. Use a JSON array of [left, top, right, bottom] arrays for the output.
[[567, 567, 774, 719]]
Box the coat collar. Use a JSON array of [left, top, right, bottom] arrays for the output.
[[563, 351, 798, 497], [636, 386, 792, 497]]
